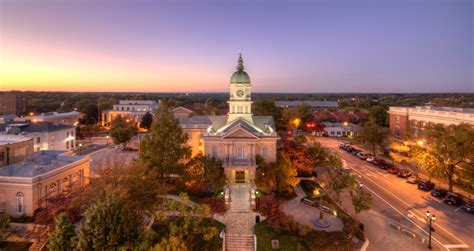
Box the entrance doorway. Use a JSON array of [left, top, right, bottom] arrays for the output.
[[235, 171, 245, 183]]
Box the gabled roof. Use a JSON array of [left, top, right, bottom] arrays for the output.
[[172, 106, 194, 114], [0, 122, 75, 133]]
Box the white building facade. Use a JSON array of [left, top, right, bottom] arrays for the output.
[[102, 100, 159, 127]]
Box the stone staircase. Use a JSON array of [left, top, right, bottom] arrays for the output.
[[225, 233, 255, 251], [229, 197, 251, 212]]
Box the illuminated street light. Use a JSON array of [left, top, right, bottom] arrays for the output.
[[29, 112, 34, 116], [343, 121, 348, 126], [426, 210, 436, 249], [417, 140, 424, 146], [292, 118, 301, 128]]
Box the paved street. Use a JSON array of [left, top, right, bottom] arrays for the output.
[[313, 137, 473, 251]]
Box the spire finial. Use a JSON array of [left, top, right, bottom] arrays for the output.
[[236, 53, 244, 71]]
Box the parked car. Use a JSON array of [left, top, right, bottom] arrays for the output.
[[444, 192, 464, 206], [397, 169, 412, 178], [339, 143, 347, 149], [357, 152, 370, 160], [407, 176, 419, 184], [351, 149, 361, 155], [366, 156, 375, 163], [418, 180, 435, 191], [430, 188, 448, 198], [387, 167, 400, 174], [462, 202, 474, 214]]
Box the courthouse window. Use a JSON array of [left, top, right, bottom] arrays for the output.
[[212, 147, 218, 157], [262, 147, 268, 157], [16, 193, 24, 213]]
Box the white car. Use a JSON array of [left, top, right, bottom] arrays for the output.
[[357, 152, 370, 159], [366, 156, 375, 163]]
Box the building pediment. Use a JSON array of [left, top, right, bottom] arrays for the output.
[[222, 125, 259, 139]]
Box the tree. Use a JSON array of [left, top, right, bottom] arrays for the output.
[[87, 159, 167, 212], [183, 154, 225, 195], [368, 105, 388, 127], [252, 99, 284, 130], [154, 193, 220, 250], [0, 213, 10, 243], [354, 120, 390, 156], [273, 151, 299, 194], [76, 101, 99, 125], [109, 115, 138, 148], [78, 196, 138, 250], [326, 169, 355, 203], [140, 112, 153, 130], [413, 123, 474, 192], [350, 186, 372, 214], [258, 194, 289, 233], [47, 213, 76, 251], [140, 101, 191, 180]]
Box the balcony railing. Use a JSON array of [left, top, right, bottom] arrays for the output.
[[223, 159, 256, 167]]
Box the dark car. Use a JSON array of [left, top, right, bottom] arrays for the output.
[[351, 149, 361, 155], [397, 169, 412, 178], [418, 180, 435, 191], [462, 202, 474, 214], [430, 188, 448, 198], [387, 167, 400, 174], [443, 192, 464, 206]]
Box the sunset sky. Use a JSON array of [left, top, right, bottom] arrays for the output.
[[0, 0, 472, 93]]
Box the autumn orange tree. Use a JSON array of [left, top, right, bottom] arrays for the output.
[[412, 123, 474, 192]]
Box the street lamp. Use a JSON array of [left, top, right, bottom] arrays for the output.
[[426, 210, 436, 249], [106, 135, 109, 145], [78, 143, 83, 155], [417, 140, 424, 146]]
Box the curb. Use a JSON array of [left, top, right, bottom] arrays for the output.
[[359, 238, 369, 251]]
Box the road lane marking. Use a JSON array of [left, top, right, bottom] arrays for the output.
[[454, 206, 462, 212], [343, 153, 468, 247], [359, 183, 446, 249], [407, 210, 427, 224], [444, 244, 470, 249]]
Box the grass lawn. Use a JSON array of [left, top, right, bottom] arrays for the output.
[[254, 221, 308, 251], [254, 221, 355, 251]]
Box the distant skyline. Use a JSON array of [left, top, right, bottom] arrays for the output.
[[0, 0, 472, 93]]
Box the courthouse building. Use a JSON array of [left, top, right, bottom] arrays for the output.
[[179, 55, 279, 184], [389, 106, 474, 139]]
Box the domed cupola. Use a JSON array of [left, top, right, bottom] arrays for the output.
[[230, 54, 251, 85]]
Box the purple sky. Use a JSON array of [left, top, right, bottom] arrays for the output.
[[1, 0, 472, 93]]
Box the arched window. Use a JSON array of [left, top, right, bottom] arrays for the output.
[[49, 183, 57, 195], [16, 192, 24, 213]]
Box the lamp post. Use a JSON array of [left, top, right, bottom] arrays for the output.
[[106, 135, 109, 145], [78, 143, 83, 155], [426, 210, 436, 249]]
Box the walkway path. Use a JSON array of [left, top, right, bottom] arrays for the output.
[[281, 184, 343, 232], [214, 184, 257, 251]]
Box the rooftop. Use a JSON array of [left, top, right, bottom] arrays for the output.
[[35, 111, 81, 119], [275, 101, 339, 108], [0, 122, 75, 133], [413, 106, 474, 114], [0, 135, 32, 145], [0, 151, 85, 178]]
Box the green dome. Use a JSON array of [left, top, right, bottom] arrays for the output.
[[230, 70, 251, 84], [230, 53, 251, 85]]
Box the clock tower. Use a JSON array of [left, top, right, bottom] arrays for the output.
[[228, 54, 253, 123]]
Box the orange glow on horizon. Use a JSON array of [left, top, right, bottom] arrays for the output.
[[0, 37, 228, 92]]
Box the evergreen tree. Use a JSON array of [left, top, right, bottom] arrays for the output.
[[47, 213, 76, 251], [140, 101, 191, 180], [140, 112, 153, 130], [109, 115, 138, 148], [78, 196, 137, 250]]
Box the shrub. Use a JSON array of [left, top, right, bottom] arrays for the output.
[[201, 197, 226, 215]]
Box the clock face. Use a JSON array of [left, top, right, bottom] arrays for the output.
[[236, 90, 244, 97]]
